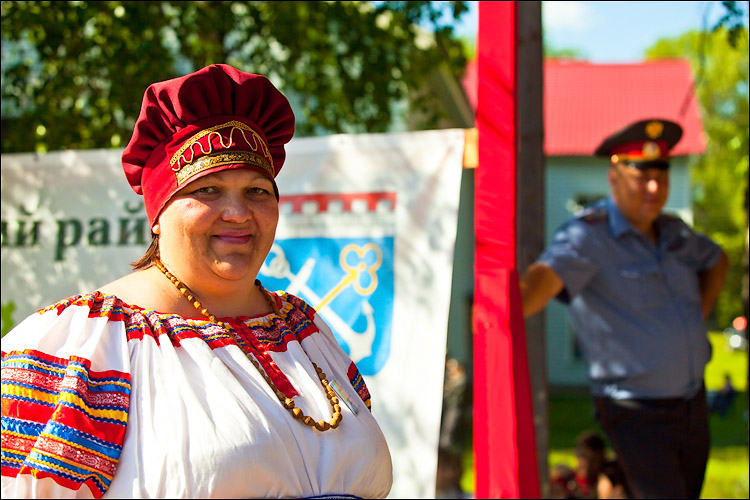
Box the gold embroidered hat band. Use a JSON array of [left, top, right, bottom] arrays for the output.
[[170, 119, 275, 184], [121, 64, 295, 226]]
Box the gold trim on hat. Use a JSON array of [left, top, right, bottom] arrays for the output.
[[641, 141, 662, 159], [611, 145, 664, 164], [175, 151, 274, 185], [645, 121, 664, 139], [170, 120, 274, 175]]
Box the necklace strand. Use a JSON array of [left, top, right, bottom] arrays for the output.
[[153, 259, 342, 431]]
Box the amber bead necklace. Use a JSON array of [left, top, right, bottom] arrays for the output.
[[153, 258, 343, 431]]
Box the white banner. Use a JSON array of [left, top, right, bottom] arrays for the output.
[[0, 128, 465, 498]]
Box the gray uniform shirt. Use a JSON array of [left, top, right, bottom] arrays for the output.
[[539, 196, 722, 400]]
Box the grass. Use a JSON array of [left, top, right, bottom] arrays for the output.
[[542, 391, 749, 499], [458, 332, 749, 498], [704, 331, 748, 393]]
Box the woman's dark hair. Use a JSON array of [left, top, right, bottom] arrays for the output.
[[131, 234, 159, 270]]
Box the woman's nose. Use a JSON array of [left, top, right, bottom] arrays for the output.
[[221, 195, 252, 222]]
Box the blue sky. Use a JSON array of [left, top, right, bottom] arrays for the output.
[[451, 1, 749, 62]]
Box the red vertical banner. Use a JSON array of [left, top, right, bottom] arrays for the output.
[[473, 1, 540, 498]]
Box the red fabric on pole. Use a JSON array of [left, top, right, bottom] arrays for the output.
[[473, 2, 540, 498]]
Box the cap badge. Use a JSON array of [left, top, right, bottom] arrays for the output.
[[641, 141, 662, 159], [645, 120, 664, 139]]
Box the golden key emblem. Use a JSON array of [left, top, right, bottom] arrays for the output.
[[316, 244, 382, 310]]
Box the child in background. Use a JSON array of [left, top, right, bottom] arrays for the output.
[[574, 431, 608, 498], [549, 463, 579, 499], [597, 460, 630, 499]]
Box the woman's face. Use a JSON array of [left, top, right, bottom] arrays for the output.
[[153, 168, 279, 284]]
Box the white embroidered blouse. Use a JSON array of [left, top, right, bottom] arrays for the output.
[[1, 290, 393, 499]]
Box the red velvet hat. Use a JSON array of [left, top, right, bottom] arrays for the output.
[[121, 64, 295, 226], [594, 118, 682, 170]]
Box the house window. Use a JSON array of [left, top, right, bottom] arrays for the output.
[[566, 193, 607, 215]]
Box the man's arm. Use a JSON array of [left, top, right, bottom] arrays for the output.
[[520, 262, 565, 318], [699, 249, 729, 320]]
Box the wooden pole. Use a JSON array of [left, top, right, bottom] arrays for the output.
[[516, 2, 549, 496]]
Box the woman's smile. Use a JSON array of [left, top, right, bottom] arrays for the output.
[[214, 231, 254, 245]]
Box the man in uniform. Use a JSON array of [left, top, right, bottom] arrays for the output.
[[520, 118, 729, 498]]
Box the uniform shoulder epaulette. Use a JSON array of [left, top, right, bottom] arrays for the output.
[[577, 205, 609, 225]]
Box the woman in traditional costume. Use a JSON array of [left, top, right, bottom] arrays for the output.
[[1, 64, 393, 499]]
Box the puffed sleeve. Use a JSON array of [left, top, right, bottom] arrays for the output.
[[1, 294, 132, 499]]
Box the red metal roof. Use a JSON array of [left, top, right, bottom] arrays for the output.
[[461, 58, 706, 156]]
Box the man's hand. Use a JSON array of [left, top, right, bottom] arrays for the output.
[[520, 262, 565, 318]]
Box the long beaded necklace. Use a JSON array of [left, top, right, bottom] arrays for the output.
[[153, 258, 343, 431]]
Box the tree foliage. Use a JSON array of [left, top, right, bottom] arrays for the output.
[[646, 25, 749, 328], [1, 301, 15, 337], [1, 1, 470, 153]]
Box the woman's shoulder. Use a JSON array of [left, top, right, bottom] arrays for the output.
[[2, 274, 190, 361], [99, 267, 202, 316], [98, 268, 169, 309], [16, 290, 125, 325], [268, 289, 315, 314], [266, 290, 326, 330], [2, 291, 127, 353]]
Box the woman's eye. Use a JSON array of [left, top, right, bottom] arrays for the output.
[[248, 186, 271, 195], [194, 186, 217, 195]]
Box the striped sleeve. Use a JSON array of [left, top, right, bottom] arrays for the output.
[[1, 295, 131, 499], [347, 362, 372, 412]]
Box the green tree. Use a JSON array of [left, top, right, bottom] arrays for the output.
[[1, 1, 470, 153], [1, 301, 16, 337], [646, 26, 749, 328]]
